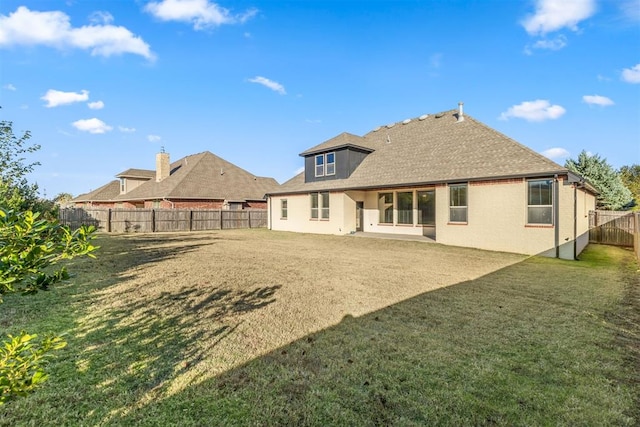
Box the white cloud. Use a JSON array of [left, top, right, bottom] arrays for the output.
[[622, 64, 640, 83], [145, 0, 257, 30], [72, 118, 112, 134], [619, 0, 640, 22], [87, 100, 104, 110], [522, 0, 596, 35], [582, 95, 614, 106], [147, 134, 162, 142], [41, 89, 89, 107], [499, 100, 566, 122], [89, 11, 114, 25], [118, 126, 136, 133], [541, 147, 570, 159], [0, 6, 155, 60], [248, 76, 286, 95], [3, 83, 16, 91], [531, 35, 567, 51]]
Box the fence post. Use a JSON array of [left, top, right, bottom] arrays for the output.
[[107, 208, 112, 233], [189, 209, 193, 232]]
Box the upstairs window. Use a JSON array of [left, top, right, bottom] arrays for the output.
[[528, 179, 553, 224], [120, 178, 126, 193], [449, 183, 468, 223], [315, 155, 324, 177], [315, 152, 336, 177]]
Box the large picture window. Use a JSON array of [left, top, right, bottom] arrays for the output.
[[449, 184, 467, 223], [528, 179, 553, 224], [417, 190, 435, 225], [378, 193, 393, 224], [310, 192, 330, 219], [397, 191, 413, 224]]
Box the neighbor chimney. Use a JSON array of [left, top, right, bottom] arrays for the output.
[[156, 150, 170, 182], [457, 101, 464, 122]]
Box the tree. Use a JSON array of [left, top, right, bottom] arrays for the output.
[[53, 192, 74, 206], [565, 151, 632, 210], [0, 120, 40, 211], [0, 119, 97, 404], [619, 164, 640, 210]]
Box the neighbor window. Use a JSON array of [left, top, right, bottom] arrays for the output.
[[378, 192, 393, 224], [281, 199, 288, 219], [120, 178, 126, 193], [417, 190, 435, 225], [397, 191, 413, 224], [527, 179, 553, 224], [310, 193, 319, 219], [314, 152, 336, 177], [449, 184, 467, 223]]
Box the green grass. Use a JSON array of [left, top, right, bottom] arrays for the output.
[[0, 232, 638, 426]]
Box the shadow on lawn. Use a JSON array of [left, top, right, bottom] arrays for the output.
[[107, 246, 639, 427], [50, 233, 281, 426]]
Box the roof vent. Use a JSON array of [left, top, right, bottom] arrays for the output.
[[402, 119, 411, 124], [435, 112, 445, 118], [419, 114, 429, 120], [386, 123, 395, 129], [372, 126, 381, 132], [457, 101, 464, 122]]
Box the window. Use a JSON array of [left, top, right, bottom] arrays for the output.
[[397, 191, 413, 224], [315, 155, 324, 177], [281, 199, 288, 219], [120, 178, 126, 193], [326, 152, 335, 176], [528, 179, 553, 224], [310, 193, 318, 219], [315, 152, 336, 177], [417, 190, 435, 225], [321, 193, 330, 219], [449, 184, 467, 223], [378, 192, 393, 224], [310, 193, 329, 219]]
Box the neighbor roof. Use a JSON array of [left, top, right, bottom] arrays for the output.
[[74, 180, 120, 202], [271, 110, 568, 194], [112, 151, 279, 202]]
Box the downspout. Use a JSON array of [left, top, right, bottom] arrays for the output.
[[267, 196, 272, 230], [573, 185, 578, 260], [162, 198, 175, 208], [554, 174, 560, 258]]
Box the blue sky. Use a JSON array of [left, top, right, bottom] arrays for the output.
[[0, 0, 639, 198]]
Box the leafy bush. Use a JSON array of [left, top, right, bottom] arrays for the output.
[[0, 208, 97, 300], [0, 332, 67, 404]]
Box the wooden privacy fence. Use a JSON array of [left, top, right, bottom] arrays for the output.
[[588, 210, 635, 247], [59, 208, 268, 233]]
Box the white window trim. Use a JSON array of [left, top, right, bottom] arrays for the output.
[[314, 152, 336, 177], [281, 199, 288, 219], [310, 192, 330, 220], [526, 179, 554, 225], [449, 183, 468, 223]]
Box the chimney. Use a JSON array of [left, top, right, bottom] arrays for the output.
[[457, 101, 464, 122], [156, 150, 170, 182]]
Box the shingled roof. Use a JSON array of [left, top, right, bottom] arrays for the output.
[[272, 110, 568, 194], [74, 180, 120, 202], [112, 151, 278, 202]]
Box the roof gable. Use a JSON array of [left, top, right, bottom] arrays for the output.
[[300, 132, 373, 156]]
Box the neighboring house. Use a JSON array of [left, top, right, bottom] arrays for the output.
[[267, 104, 597, 260], [73, 151, 279, 210]]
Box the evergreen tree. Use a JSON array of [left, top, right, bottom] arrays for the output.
[[619, 164, 640, 210], [565, 151, 632, 210]]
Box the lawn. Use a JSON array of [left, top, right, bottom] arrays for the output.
[[1, 229, 638, 426]]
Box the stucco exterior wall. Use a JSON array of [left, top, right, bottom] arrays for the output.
[[269, 177, 594, 259]]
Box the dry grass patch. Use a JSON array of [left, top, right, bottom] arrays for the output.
[[1, 230, 637, 426]]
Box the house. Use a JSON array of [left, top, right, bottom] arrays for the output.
[[73, 151, 279, 210], [266, 103, 597, 260]]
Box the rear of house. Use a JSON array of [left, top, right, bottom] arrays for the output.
[[268, 105, 596, 259]]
